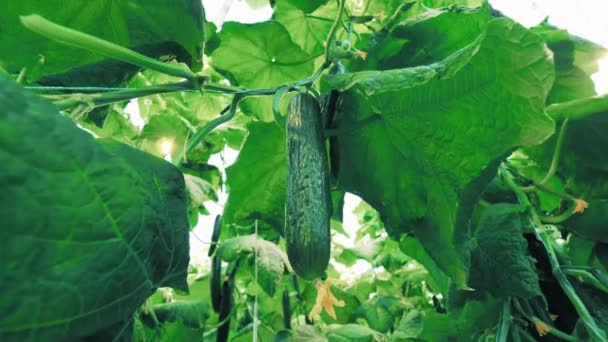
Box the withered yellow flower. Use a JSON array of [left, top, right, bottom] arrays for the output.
[[308, 278, 345, 320], [573, 199, 589, 214]]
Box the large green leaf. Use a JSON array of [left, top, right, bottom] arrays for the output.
[[322, 18, 555, 286], [0, 76, 189, 340], [0, 0, 205, 81], [468, 204, 543, 299], [211, 21, 314, 121], [211, 21, 313, 87], [275, 0, 337, 55], [390, 4, 490, 67], [217, 234, 291, 296], [223, 122, 286, 236], [350, 4, 491, 72], [530, 21, 604, 104]]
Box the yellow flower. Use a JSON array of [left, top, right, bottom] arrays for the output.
[[354, 50, 367, 60], [533, 319, 551, 336], [572, 199, 589, 214], [308, 278, 345, 320]]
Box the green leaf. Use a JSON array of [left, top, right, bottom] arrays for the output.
[[323, 18, 554, 287], [0, 0, 205, 81], [223, 122, 286, 236], [566, 200, 608, 242], [284, 0, 330, 13], [415, 298, 500, 341], [362, 302, 396, 333], [570, 282, 608, 331], [139, 114, 190, 160], [211, 21, 313, 88], [293, 324, 326, 342], [399, 236, 450, 294], [184, 174, 218, 228], [139, 300, 210, 328], [423, 0, 485, 7], [275, 0, 337, 55], [390, 310, 424, 341], [391, 5, 491, 67], [351, 4, 491, 72], [81, 108, 139, 144], [326, 324, 381, 342], [217, 234, 291, 296], [468, 204, 543, 299], [0, 76, 189, 340], [211, 21, 314, 121]]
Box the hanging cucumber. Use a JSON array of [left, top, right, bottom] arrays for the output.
[[208, 215, 222, 257], [216, 278, 233, 342], [285, 93, 332, 280], [282, 290, 292, 329], [210, 255, 222, 313]]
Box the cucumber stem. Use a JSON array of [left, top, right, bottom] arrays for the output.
[[49, 79, 203, 110], [20, 15, 197, 81], [501, 165, 606, 341], [176, 95, 242, 167], [324, 0, 346, 66], [496, 298, 512, 342], [547, 94, 608, 121]]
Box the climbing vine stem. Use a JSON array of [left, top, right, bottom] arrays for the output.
[[500, 165, 606, 341]]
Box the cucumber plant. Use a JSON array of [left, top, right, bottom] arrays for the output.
[[2, 0, 608, 341]]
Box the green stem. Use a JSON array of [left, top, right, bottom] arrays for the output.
[[538, 205, 575, 223], [272, 86, 291, 129], [324, 0, 346, 66], [176, 95, 242, 167], [533, 181, 577, 202], [540, 118, 569, 185], [562, 268, 608, 293], [519, 118, 569, 191], [496, 298, 511, 342], [49, 79, 201, 110], [512, 298, 578, 341], [27, 86, 135, 92], [546, 94, 608, 121], [501, 166, 606, 341], [16, 67, 27, 84], [20, 15, 197, 80]]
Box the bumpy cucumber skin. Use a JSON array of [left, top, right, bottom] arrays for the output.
[[210, 255, 222, 313], [216, 279, 233, 342], [208, 215, 221, 257], [285, 93, 331, 280], [282, 290, 292, 329]]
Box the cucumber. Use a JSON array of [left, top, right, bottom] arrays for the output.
[[208, 215, 221, 257], [216, 279, 233, 342], [285, 93, 331, 280], [282, 290, 291, 329], [210, 255, 222, 313]]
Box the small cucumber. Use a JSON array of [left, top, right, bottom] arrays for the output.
[[208, 215, 222, 257]]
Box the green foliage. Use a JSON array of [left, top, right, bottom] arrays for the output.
[[468, 204, 543, 299], [0, 0, 204, 81], [323, 18, 555, 287], [217, 234, 291, 296], [0, 75, 189, 340], [222, 122, 287, 238], [140, 300, 210, 328], [567, 200, 608, 242], [4, 0, 608, 340], [275, 0, 338, 55]]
